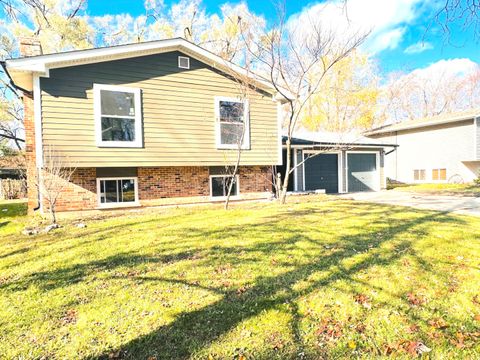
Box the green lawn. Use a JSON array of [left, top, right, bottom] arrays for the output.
[[1, 197, 480, 359], [391, 183, 480, 197]]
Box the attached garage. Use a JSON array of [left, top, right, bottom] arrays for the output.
[[347, 152, 379, 192], [281, 134, 397, 194], [304, 153, 339, 193]]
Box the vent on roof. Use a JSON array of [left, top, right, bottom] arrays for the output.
[[178, 56, 190, 69]]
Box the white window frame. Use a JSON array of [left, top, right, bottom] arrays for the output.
[[96, 177, 140, 208], [178, 56, 190, 69], [94, 84, 143, 148], [209, 174, 240, 199], [214, 96, 250, 150]]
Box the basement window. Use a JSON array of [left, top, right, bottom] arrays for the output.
[[97, 177, 139, 207], [94, 84, 143, 148], [178, 56, 190, 69], [210, 175, 239, 198]]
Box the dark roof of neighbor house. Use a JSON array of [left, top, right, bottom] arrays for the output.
[[365, 109, 480, 136], [0, 155, 25, 179]]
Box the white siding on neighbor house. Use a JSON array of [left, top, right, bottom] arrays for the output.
[[476, 117, 480, 160], [380, 120, 480, 183]]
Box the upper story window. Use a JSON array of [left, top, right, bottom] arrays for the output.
[[215, 96, 250, 150], [94, 84, 143, 148]]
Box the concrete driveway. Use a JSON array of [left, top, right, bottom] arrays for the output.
[[339, 190, 480, 217]]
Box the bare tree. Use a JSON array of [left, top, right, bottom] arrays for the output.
[[434, 0, 480, 40], [241, 5, 368, 203], [38, 146, 75, 224]]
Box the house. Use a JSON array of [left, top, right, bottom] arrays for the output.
[[279, 131, 397, 193], [366, 109, 480, 184], [2, 37, 284, 212], [0, 154, 26, 199]]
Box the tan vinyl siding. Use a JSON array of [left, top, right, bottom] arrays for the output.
[[40, 51, 279, 167]]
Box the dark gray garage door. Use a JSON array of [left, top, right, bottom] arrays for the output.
[[347, 153, 377, 192], [304, 153, 339, 193]]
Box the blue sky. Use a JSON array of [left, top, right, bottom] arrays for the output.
[[84, 0, 479, 75]]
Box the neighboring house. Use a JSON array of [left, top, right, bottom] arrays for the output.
[[0, 155, 25, 180], [279, 131, 397, 193], [2, 37, 284, 213], [366, 109, 480, 184], [0, 154, 26, 199]]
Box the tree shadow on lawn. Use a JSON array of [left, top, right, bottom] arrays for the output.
[[78, 205, 466, 360], [1, 201, 469, 358]]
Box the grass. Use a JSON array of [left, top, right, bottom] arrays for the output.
[[391, 183, 480, 197], [1, 197, 480, 359]]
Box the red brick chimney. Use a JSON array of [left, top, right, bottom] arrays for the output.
[[19, 37, 43, 57]]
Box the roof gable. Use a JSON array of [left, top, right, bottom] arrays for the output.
[[3, 38, 283, 99], [366, 109, 480, 136]]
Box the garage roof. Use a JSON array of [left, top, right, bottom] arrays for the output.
[[283, 131, 397, 148]]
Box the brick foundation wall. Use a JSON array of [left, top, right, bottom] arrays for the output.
[[51, 168, 97, 212], [239, 166, 272, 193], [23, 93, 38, 214], [138, 166, 210, 199], [138, 165, 272, 201], [34, 165, 272, 212]]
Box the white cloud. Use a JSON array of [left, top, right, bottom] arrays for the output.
[[287, 0, 430, 54], [409, 58, 478, 78], [404, 41, 434, 54]]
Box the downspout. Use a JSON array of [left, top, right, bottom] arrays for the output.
[[33, 74, 44, 213]]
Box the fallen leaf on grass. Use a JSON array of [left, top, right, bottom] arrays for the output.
[[428, 318, 449, 329], [406, 292, 426, 306], [474, 314, 480, 322], [316, 318, 343, 342], [384, 340, 431, 357], [406, 324, 420, 334], [354, 294, 372, 309], [61, 309, 77, 325]]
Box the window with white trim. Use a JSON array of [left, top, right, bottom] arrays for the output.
[[178, 56, 190, 69], [210, 175, 239, 197], [215, 97, 250, 149], [97, 177, 139, 206], [94, 84, 143, 147]]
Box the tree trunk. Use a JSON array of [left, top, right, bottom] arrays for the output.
[[49, 203, 57, 224], [279, 139, 291, 204]]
